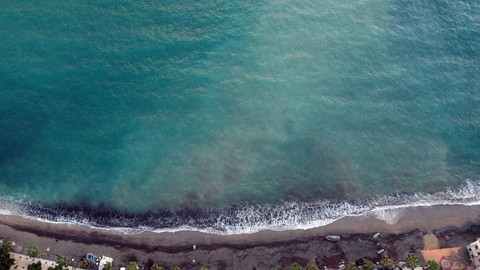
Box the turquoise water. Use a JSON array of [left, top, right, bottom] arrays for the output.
[[0, 1, 479, 231]]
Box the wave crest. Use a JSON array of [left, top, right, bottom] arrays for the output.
[[1, 180, 480, 235]]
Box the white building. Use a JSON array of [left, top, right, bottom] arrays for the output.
[[98, 256, 113, 270], [466, 238, 480, 267]]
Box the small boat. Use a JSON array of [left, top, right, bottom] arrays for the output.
[[326, 235, 341, 242]]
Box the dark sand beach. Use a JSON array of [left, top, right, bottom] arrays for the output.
[[2, 204, 480, 269]]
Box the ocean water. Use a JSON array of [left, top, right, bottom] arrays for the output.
[[0, 0, 479, 233]]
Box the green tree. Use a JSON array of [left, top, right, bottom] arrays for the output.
[[405, 254, 419, 269], [290, 263, 303, 270], [364, 259, 375, 270], [151, 264, 163, 270], [306, 263, 319, 270], [28, 261, 42, 270], [57, 256, 68, 269], [27, 245, 40, 258], [80, 258, 92, 269], [103, 261, 113, 270], [0, 241, 15, 270], [171, 266, 180, 270], [48, 255, 69, 270], [1, 242, 12, 252], [381, 256, 394, 270], [344, 261, 357, 270], [198, 268, 208, 270], [425, 260, 440, 270], [127, 262, 139, 270]]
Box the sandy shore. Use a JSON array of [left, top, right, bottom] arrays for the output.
[[1, 204, 480, 270]]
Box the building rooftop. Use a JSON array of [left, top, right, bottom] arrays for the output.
[[422, 247, 469, 270]]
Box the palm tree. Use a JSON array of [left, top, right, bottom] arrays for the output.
[[27, 246, 40, 258], [151, 264, 164, 270], [171, 266, 180, 270], [290, 263, 304, 270], [27, 261, 42, 270], [103, 261, 113, 270], [405, 254, 420, 270], [80, 258, 92, 269], [306, 263, 320, 270], [381, 256, 394, 270], [344, 261, 357, 270], [57, 256, 68, 269], [425, 260, 440, 270], [127, 262, 139, 270], [364, 259, 375, 270]]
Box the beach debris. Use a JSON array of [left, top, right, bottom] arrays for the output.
[[193, 244, 196, 250], [192, 259, 195, 264], [373, 233, 380, 238], [46, 247, 50, 252], [326, 235, 341, 242], [377, 249, 385, 254]]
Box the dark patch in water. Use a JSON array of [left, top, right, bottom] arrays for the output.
[[25, 201, 226, 231]]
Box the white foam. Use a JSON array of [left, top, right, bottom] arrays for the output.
[[1, 180, 480, 235], [370, 208, 405, 225]]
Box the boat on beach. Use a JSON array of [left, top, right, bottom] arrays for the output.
[[326, 235, 341, 242]]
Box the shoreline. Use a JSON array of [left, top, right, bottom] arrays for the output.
[[2, 204, 480, 269]]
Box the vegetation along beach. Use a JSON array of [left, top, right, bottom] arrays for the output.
[[1, 0, 479, 269]]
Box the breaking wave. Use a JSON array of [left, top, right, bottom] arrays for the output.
[[1, 180, 480, 235]]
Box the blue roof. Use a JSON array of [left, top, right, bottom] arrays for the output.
[[86, 253, 95, 262]]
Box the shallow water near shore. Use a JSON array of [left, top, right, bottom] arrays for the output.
[[0, 1, 479, 233]]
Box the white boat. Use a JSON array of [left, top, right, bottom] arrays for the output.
[[326, 235, 341, 242]]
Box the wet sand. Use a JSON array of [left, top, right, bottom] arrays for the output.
[[1, 204, 480, 270]]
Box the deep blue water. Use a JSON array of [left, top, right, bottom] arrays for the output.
[[0, 0, 479, 232]]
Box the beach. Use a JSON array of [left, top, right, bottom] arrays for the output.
[[2, 204, 480, 269], [1, 1, 479, 269]]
